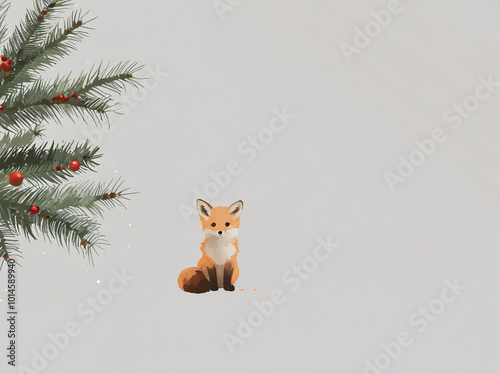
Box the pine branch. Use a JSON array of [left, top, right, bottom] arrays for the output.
[[23, 0, 72, 57], [0, 0, 10, 46], [0, 127, 41, 152], [0, 187, 109, 257], [0, 1, 140, 267], [0, 199, 37, 240], [31, 179, 128, 217], [0, 93, 115, 131], [0, 140, 101, 185], [0, 61, 140, 131], [0, 220, 20, 260], [77, 61, 143, 97], [60, 179, 131, 218], [0, 202, 105, 260], [0, 178, 128, 219], [4, 0, 69, 62], [37, 210, 106, 259], [2, 9, 91, 93]]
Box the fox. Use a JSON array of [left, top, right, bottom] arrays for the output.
[[178, 199, 243, 294]]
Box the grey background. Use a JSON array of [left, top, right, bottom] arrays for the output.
[[1, 0, 499, 373]]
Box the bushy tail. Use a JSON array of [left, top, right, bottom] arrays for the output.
[[178, 267, 210, 294]]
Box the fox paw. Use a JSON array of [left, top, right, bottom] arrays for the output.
[[224, 285, 235, 292]]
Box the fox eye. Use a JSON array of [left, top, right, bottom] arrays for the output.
[[225, 222, 230, 227], [211, 222, 216, 227]]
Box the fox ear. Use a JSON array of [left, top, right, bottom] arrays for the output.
[[197, 199, 212, 220], [229, 200, 243, 218]]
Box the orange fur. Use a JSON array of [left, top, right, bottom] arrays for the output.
[[178, 200, 243, 293]]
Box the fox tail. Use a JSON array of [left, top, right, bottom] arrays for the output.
[[177, 267, 210, 294]]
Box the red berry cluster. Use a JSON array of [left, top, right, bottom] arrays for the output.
[[51, 92, 77, 103], [0, 55, 12, 72], [0, 55, 12, 80], [53, 160, 80, 171], [29, 206, 50, 218], [30, 205, 40, 215]]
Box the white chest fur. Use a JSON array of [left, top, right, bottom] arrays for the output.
[[205, 238, 237, 265]]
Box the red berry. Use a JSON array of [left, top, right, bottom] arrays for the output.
[[55, 165, 61, 171], [64, 96, 69, 101], [57, 94, 63, 100], [3, 74, 8, 78], [1, 62, 12, 72], [30, 205, 40, 215], [52, 97, 57, 101], [0, 105, 4, 111], [45, 214, 50, 219], [3, 255, 8, 260], [69, 160, 80, 171], [9, 172, 24, 186], [72, 92, 78, 99], [6, 60, 11, 65], [41, 10, 47, 15], [1, 55, 6, 62]]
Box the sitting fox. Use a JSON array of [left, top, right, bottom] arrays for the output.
[[178, 199, 243, 293]]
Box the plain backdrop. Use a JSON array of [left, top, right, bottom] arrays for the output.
[[0, 0, 499, 373]]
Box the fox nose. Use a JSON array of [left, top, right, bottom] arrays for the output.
[[218, 231, 223, 235]]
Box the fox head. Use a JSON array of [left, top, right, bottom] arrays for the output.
[[197, 199, 243, 239]]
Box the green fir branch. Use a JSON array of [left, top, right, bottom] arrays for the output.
[[0, 181, 114, 260], [5, 0, 49, 58], [0, 94, 115, 131], [37, 209, 106, 259], [0, 61, 140, 130], [34, 179, 128, 217], [0, 220, 20, 260], [4, 0, 68, 62], [23, 0, 73, 57], [0, 200, 37, 240], [0, 140, 101, 185], [0, 0, 10, 45], [77, 61, 143, 97], [61, 179, 131, 218], [0, 203, 105, 260], [0, 127, 40, 152], [0, 178, 128, 220], [0, 0, 140, 267], [2, 9, 92, 92]]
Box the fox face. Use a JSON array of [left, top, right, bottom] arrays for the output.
[[197, 199, 243, 239]]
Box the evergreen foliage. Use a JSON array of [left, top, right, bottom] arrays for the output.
[[0, 0, 140, 265]]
